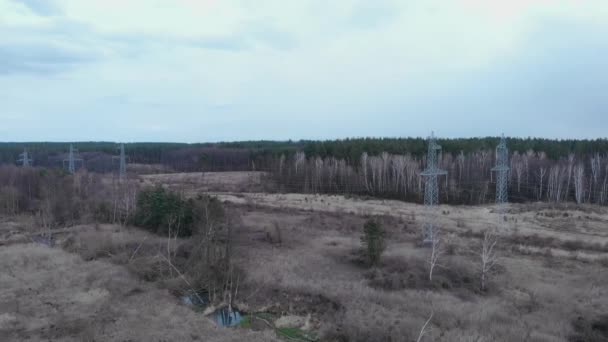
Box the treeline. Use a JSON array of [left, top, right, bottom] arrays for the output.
[[0, 142, 184, 164], [299, 137, 608, 161], [1, 137, 607, 174], [0, 143, 259, 173], [269, 150, 608, 206], [0, 165, 137, 227]]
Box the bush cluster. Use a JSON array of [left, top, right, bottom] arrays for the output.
[[131, 187, 225, 238], [0, 166, 121, 227], [131, 187, 195, 237], [361, 219, 385, 266]]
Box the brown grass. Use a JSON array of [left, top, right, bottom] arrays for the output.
[[0, 242, 279, 341], [2, 177, 608, 342]]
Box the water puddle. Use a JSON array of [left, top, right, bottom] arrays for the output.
[[214, 307, 243, 327], [180, 291, 242, 327]]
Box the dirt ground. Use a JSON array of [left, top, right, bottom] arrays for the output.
[[226, 201, 608, 341], [140, 171, 267, 193], [0, 221, 279, 342], [211, 192, 608, 260], [1, 171, 607, 342]]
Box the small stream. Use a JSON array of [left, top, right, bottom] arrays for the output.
[[180, 291, 243, 327], [213, 307, 243, 327]]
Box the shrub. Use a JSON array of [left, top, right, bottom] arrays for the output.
[[570, 315, 608, 342], [93, 202, 113, 223], [191, 193, 225, 233], [131, 186, 194, 236], [361, 219, 386, 266]]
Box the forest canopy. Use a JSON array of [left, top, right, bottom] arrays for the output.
[[1, 137, 606, 168]]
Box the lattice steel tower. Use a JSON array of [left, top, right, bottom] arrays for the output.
[[64, 144, 83, 174], [421, 132, 447, 242], [117, 143, 127, 181], [492, 134, 509, 205], [17, 148, 33, 167]]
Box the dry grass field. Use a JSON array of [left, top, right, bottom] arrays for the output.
[[140, 171, 267, 193], [1, 171, 607, 342]]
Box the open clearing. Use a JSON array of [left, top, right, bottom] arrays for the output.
[[1, 171, 607, 341]]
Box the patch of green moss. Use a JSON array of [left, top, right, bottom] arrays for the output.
[[276, 327, 318, 341]]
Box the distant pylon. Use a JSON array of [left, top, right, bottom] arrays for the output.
[[63, 144, 83, 174], [492, 134, 509, 206], [421, 132, 448, 243], [115, 143, 127, 181], [17, 148, 33, 167]]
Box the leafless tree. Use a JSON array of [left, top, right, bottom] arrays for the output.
[[590, 153, 601, 203], [479, 150, 490, 178], [111, 178, 138, 226], [457, 151, 465, 183], [0, 186, 19, 215], [512, 154, 524, 193], [536, 167, 546, 200], [39, 187, 54, 242], [278, 154, 286, 175], [294, 151, 306, 175], [313, 157, 323, 193], [416, 310, 434, 342], [547, 165, 565, 202], [166, 211, 183, 276], [392, 155, 406, 195], [478, 228, 499, 292], [600, 164, 608, 205], [360, 152, 370, 193], [573, 163, 585, 204], [428, 225, 442, 282], [369, 155, 383, 194], [565, 154, 575, 201], [525, 150, 533, 186], [381, 152, 390, 193], [271, 148, 608, 206]]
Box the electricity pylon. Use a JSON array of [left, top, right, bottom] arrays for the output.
[[421, 132, 447, 243], [63, 144, 83, 174], [492, 134, 509, 206], [17, 148, 33, 167], [113, 143, 127, 181]]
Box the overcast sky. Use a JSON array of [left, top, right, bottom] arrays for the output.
[[1, 0, 607, 142]]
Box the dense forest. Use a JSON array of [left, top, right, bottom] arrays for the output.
[[256, 138, 608, 206], [1, 137, 607, 172], [1, 138, 607, 206], [269, 149, 608, 206], [0, 142, 254, 172]]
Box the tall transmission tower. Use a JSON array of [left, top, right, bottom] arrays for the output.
[[492, 134, 509, 206], [63, 144, 83, 174], [114, 143, 127, 181], [17, 148, 33, 167], [421, 132, 447, 243]]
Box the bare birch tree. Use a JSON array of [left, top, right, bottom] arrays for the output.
[[601, 164, 608, 205], [478, 228, 499, 291], [457, 151, 465, 183], [294, 151, 305, 174], [573, 163, 585, 204], [416, 310, 434, 342], [360, 152, 370, 193], [428, 225, 442, 282], [590, 153, 601, 203], [547, 165, 565, 202], [565, 154, 575, 201], [512, 153, 524, 193], [537, 167, 546, 200]]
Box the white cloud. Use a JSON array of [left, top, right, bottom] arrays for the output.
[[1, 0, 608, 141]]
